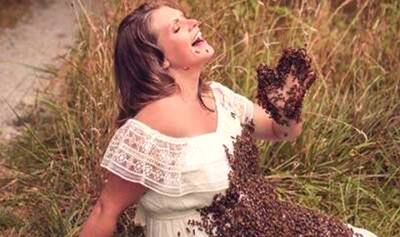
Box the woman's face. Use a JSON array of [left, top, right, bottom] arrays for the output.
[[150, 6, 214, 70]]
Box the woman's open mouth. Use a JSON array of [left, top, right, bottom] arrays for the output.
[[191, 31, 207, 48]]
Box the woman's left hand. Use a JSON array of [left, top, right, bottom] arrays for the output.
[[255, 48, 317, 126]]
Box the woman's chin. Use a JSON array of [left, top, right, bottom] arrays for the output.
[[192, 46, 215, 65], [191, 41, 214, 57]]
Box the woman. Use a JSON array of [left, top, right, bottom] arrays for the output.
[[79, 1, 377, 236]]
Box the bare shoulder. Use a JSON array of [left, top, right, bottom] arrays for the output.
[[134, 97, 184, 137]]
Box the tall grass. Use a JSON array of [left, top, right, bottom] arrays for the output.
[[0, 0, 399, 236]]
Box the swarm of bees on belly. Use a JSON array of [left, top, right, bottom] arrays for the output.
[[181, 120, 362, 237], [255, 47, 317, 127], [178, 48, 363, 237]]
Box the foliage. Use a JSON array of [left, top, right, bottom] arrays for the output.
[[0, 0, 399, 236]]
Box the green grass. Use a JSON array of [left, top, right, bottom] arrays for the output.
[[0, 0, 399, 236]]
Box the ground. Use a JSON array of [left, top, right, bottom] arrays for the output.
[[0, 0, 77, 142], [0, 0, 101, 186]]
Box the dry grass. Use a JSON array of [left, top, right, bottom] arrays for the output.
[[0, 0, 399, 236]]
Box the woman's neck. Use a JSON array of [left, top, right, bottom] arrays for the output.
[[168, 66, 202, 103]]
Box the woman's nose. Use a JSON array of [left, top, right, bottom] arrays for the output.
[[188, 19, 201, 31]]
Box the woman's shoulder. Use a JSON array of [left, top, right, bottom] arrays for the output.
[[101, 113, 189, 198], [208, 80, 234, 105], [126, 98, 192, 143], [208, 80, 254, 124], [208, 80, 222, 89], [133, 100, 168, 132], [208, 80, 233, 97], [104, 100, 192, 160]]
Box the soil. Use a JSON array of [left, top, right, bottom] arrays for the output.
[[0, 0, 103, 181], [0, 0, 77, 143]]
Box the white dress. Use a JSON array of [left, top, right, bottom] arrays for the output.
[[100, 81, 377, 237]]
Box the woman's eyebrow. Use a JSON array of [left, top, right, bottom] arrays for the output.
[[170, 13, 185, 29], [172, 12, 185, 23], [173, 18, 180, 24]]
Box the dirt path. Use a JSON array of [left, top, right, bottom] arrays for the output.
[[0, 0, 103, 144], [0, 0, 78, 143], [0, 0, 103, 180]]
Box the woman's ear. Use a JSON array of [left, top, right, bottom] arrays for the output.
[[162, 60, 170, 70]]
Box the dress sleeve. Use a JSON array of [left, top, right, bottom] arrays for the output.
[[100, 120, 188, 196], [213, 81, 254, 125]]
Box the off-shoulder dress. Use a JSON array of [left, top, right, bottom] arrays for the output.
[[100, 81, 377, 237]]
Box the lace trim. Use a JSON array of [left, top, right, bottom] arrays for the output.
[[100, 117, 231, 197], [212, 81, 254, 125], [100, 120, 188, 196]]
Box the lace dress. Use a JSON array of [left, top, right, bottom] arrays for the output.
[[100, 81, 377, 237]]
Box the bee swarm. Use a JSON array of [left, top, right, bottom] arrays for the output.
[[256, 47, 317, 127], [183, 121, 360, 237]]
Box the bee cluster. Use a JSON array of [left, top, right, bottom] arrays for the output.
[[182, 121, 361, 237], [256, 47, 317, 126]]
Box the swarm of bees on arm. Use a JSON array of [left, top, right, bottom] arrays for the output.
[[182, 120, 362, 237], [256, 47, 317, 127]]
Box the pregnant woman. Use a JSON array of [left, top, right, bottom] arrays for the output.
[[79, 1, 377, 236]]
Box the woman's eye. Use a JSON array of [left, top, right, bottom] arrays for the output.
[[174, 27, 181, 33]]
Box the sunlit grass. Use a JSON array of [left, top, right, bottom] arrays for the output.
[[0, 0, 399, 236]]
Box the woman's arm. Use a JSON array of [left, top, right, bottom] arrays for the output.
[[251, 102, 303, 141], [79, 172, 148, 237]]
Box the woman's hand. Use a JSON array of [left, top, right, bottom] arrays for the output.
[[255, 48, 316, 126]]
